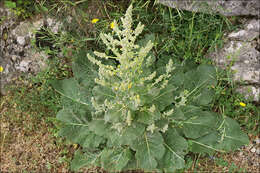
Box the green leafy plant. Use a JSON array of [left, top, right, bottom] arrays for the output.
[[52, 5, 249, 172], [4, 0, 47, 19]]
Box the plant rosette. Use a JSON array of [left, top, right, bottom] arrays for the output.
[[52, 5, 249, 172]]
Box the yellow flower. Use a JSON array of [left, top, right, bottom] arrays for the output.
[[0, 66, 3, 72], [91, 18, 99, 24], [128, 83, 132, 89], [73, 144, 78, 149], [110, 22, 115, 29], [239, 102, 246, 107]]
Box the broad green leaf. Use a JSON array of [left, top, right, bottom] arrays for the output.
[[137, 109, 160, 125], [164, 128, 188, 156], [192, 87, 214, 106], [57, 108, 104, 148], [70, 150, 89, 171], [82, 133, 104, 149], [122, 158, 138, 171], [171, 108, 185, 120], [59, 95, 92, 121], [72, 50, 97, 87], [59, 125, 87, 144], [57, 108, 89, 125], [71, 150, 101, 171], [138, 33, 155, 47], [183, 64, 217, 91], [155, 119, 168, 129], [183, 69, 198, 89], [171, 105, 202, 120], [136, 149, 157, 171], [196, 64, 217, 87], [108, 122, 145, 146], [58, 125, 104, 149], [100, 148, 132, 171], [152, 84, 175, 111], [169, 72, 185, 87], [104, 106, 122, 123], [216, 117, 249, 151], [88, 120, 110, 136], [51, 78, 92, 108], [182, 111, 219, 139], [182, 60, 198, 72], [92, 86, 115, 104], [132, 132, 165, 170], [159, 129, 187, 171], [189, 132, 224, 155], [190, 117, 249, 154]]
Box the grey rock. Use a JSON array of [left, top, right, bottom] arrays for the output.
[[12, 21, 32, 38], [11, 55, 19, 62], [159, 0, 260, 17], [228, 19, 260, 41], [250, 147, 256, 153], [210, 40, 260, 84], [246, 19, 260, 32], [0, 6, 63, 95], [228, 30, 259, 42], [46, 17, 63, 34], [236, 86, 260, 101], [15, 60, 31, 72], [17, 36, 26, 46], [207, 19, 260, 101], [256, 149, 260, 155]]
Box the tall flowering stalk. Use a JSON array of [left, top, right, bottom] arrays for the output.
[[88, 5, 174, 132]]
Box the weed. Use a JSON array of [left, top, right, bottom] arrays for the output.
[[52, 4, 250, 172]]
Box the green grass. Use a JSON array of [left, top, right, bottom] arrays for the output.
[[35, 0, 231, 62], [2, 0, 259, 172]]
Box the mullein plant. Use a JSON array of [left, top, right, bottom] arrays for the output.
[[52, 5, 249, 172]]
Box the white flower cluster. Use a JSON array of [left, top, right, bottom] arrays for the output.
[[87, 4, 175, 133]]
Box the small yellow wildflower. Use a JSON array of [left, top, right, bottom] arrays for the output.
[[239, 102, 246, 107], [110, 22, 115, 29], [73, 144, 78, 149], [91, 18, 99, 24], [0, 66, 3, 72], [128, 83, 132, 89]]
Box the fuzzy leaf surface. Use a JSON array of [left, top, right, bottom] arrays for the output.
[[108, 122, 145, 146], [159, 129, 188, 171], [190, 117, 249, 154], [132, 132, 165, 170], [182, 111, 219, 139], [72, 50, 98, 87], [92, 86, 115, 104], [100, 148, 132, 171], [51, 78, 92, 108], [71, 150, 101, 171], [57, 109, 104, 148], [88, 120, 111, 136]]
